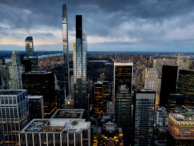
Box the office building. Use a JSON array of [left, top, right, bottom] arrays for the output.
[[167, 111, 194, 145], [22, 71, 56, 118], [98, 122, 123, 146], [0, 90, 29, 145], [160, 65, 178, 107], [28, 95, 44, 120], [153, 59, 176, 78], [19, 119, 91, 146], [133, 90, 155, 146], [62, 4, 70, 96], [94, 81, 109, 116], [178, 69, 194, 108], [176, 54, 184, 70], [156, 107, 168, 126], [144, 68, 158, 90], [106, 101, 115, 116], [0, 122, 3, 145], [25, 36, 34, 57], [115, 85, 132, 146], [167, 93, 185, 112], [8, 51, 25, 89], [184, 56, 190, 69], [65, 94, 74, 109], [114, 62, 133, 98], [74, 15, 88, 111], [51, 109, 84, 119]]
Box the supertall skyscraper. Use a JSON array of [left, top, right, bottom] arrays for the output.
[[62, 4, 70, 96], [74, 15, 88, 111], [8, 51, 25, 89], [25, 36, 34, 57]]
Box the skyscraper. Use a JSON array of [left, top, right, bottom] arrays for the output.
[[178, 69, 194, 108], [114, 63, 133, 146], [62, 4, 69, 96], [115, 85, 132, 146], [74, 15, 88, 111], [114, 63, 133, 98], [22, 71, 56, 118], [25, 36, 34, 57], [133, 90, 155, 146], [160, 65, 178, 107], [8, 51, 25, 89], [0, 90, 29, 145], [94, 81, 109, 116], [176, 54, 184, 70], [144, 68, 158, 90]]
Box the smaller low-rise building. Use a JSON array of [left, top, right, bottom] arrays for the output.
[[167, 110, 194, 145]]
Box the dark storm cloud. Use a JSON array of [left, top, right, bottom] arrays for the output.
[[0, 0, 194, 51]]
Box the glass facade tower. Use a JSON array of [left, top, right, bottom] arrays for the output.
[[25, 36, 34, 57], [74, 15, 88, 111], [62, 4, 69, 96]]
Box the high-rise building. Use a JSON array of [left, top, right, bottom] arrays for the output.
[[144, 68, 158, 90], [74, 15, 88, 111], [178, 69, 194, 108], [176, 54, 184, 70], [25, 36, 34, 57], [167, 93, 185, 112], [19, 119, 91, 146], [156, 107, 168, 126], [133, 90, 155, 146], [0, 122, 4, 145], [114, 63, 133, 98], [160, 65, 178, 107], [115, 85, 132, 146], [98, 122, 123, 146], [94, 81, 109, 116], [184, 56, 190, 69], [106, 101, 115, 116], [62, 4, 69, 96], [28, 95, 44, 120], [8, 51, 25, 89], [0, 90, 29, 145], [153, 59, 176, 78], [22, 71, 56, 118], [51, 109, 84, 119], [167, 111, 194, 145]]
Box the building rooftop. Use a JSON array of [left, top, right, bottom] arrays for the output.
[[51, 109, 84, 119], [25, 71, 52, 75], [28, 95, 43, 99], [20, 119, 90, 133], [0, 90, 27, 95], [171, 113, 194, 121]]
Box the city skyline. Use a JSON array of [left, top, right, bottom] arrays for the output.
[[0, 0, 194, 52]]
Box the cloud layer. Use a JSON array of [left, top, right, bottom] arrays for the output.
[[0, 0, 194, 51]]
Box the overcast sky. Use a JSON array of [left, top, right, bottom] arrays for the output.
[[0, 0, 194, 52]]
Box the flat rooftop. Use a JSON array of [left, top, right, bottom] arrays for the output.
[[0, 90, 27, 95], [51, 109, 84, 119], [171, 113, 194, 121], [28, 95, 43, 99], [25, 71, 52, 75], [20, 119, 90, 133]]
